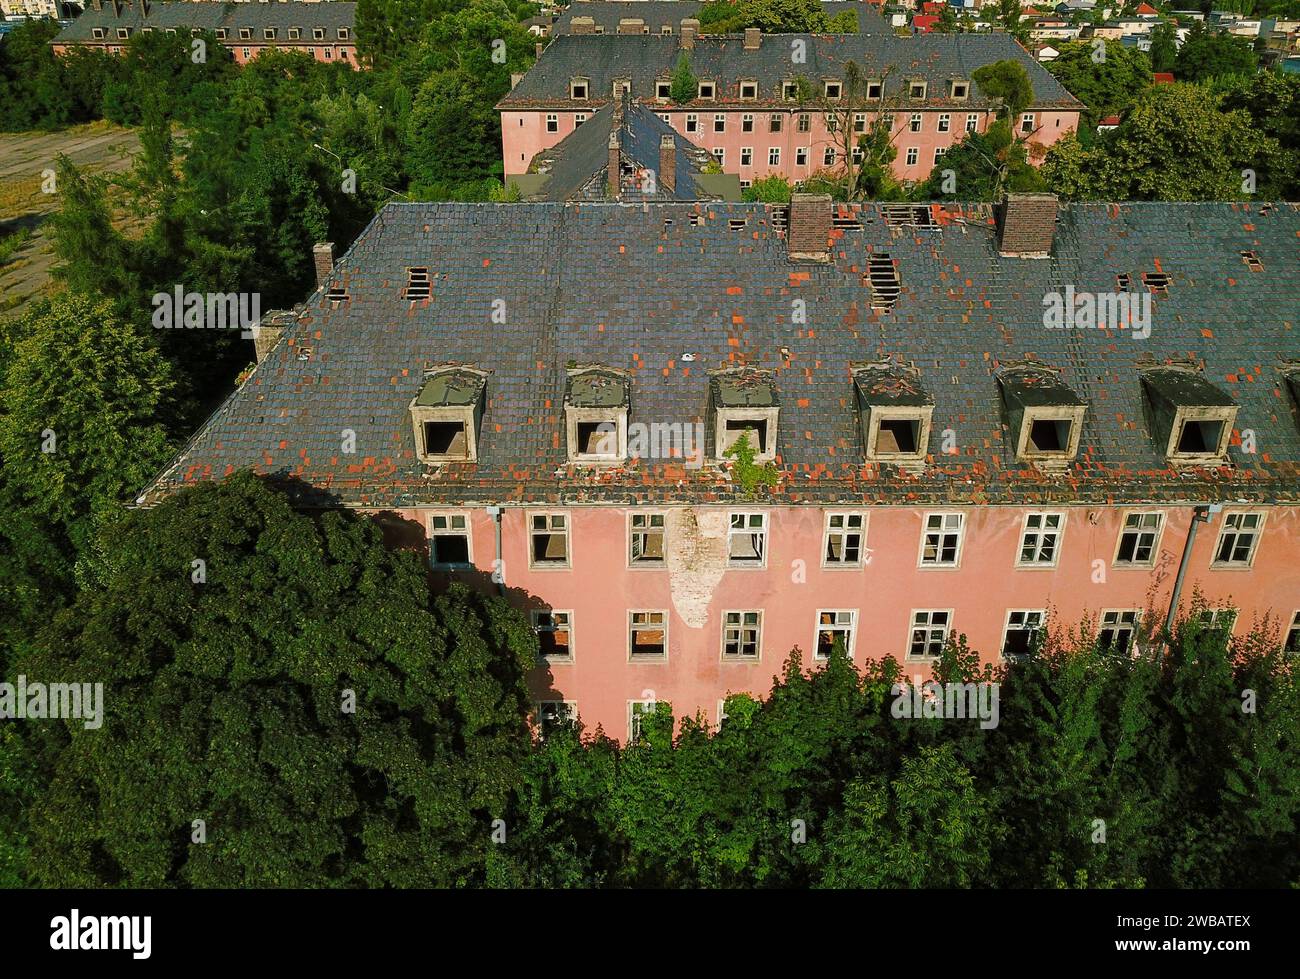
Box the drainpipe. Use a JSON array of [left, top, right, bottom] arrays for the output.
[[485, 505, 505, 596], [1163, 504, 1215, 638]]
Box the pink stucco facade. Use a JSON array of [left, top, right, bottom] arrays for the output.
[[389, 502, 1300, 740], [502, 105, 1080, 184]]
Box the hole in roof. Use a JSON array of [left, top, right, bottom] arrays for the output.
[[1240, 250, 1263, 272], [866, 253, 901, 311], [405, 267, 431, 300], [325, 286, 349, 303], [771, 206, 790, 231], [1142, 272, 1170, 295], [833, 212, 863, 231], [882, 204, 935, 229], [1116, 273, 1132, 293], [729, 219, 747, 231], [689, 214, 702, 227]]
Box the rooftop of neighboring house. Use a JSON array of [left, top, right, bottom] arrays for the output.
[[138, 198, 1300, 510], [499, 31, 1084, 111], [1153, 71, 1175, 82], [513, 95, 742, 201], [554, 1, 888, 35], [52, 0, 355, 43]]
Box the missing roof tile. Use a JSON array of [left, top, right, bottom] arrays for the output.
[[404, 267, 432, 300], [1142, 271, 1170, 296], [882, 204, 935, 229], [1240, 250, 1263, 272], [771, 206, 790, 231], [866, 253, 901, 310], [729, 218, 748, 232], [833, 212, 863, 231], [1116, 273, 1132, 293], [325, 285, 350, 303]]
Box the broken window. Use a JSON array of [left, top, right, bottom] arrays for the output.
[[1002, 610, 1045, 660], [1018, 512, 1063, 566], [1115, 512, 1163, 566], [824, 80, 842, 100], [1177, 418, 1223, 454], [628, 700, 656, 742], [909, 81, 927, 99], [728, 512, 767, 566], [1141, 367, 1236, 463], [909, 610, 950, 660], [576, 421, 618, 455], [723, 611, 762, 660], [629, 513, 665, 565], [920, 513, 963, 567], [410, 366, 485, 464], [740, 81, 757, 100], [1116, 273, 1132, 292], [1197, 608, 1237, 640], [529, 512, 570, 567], [537, 700, 576, 738], [823, 512, 866, 566], [783, 81, 799, 101], [1098, 610, 1140, 655], [815, 610, 856, 660], [656, 80, 671, 99], [629, 611, 668, 660], [699, 81, 716, 99], [325, 285, 349, 303], [1213, 511, 1262, 566], [405, 267, 431, 300], [565, 368, 628, 463], [1028, 418, 1071, 452], [532, 610, 573, 661], [429, 512, 471, 567], [570, 78, 588, 99]]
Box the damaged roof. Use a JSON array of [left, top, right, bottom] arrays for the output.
[[140, 200, 1300, 509]]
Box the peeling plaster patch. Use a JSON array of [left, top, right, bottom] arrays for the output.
[[665, 507, 729, 628]]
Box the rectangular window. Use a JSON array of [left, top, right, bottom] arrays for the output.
[[920, 512, 964, 567], [532, 610, 573, 661], [686, 113, 698, 133], [538, 700, 576, 738], [728, 512, 767, 566], [783, 81, 799, 101], [546, 113, 558, 133], [570, 79, 587, 99], [529, 512, 569, 568], [966, 113, 979, 132], [909, 610, 951, 661], [239, 28, 251, 40], [825, 113, 839, 133], [741, 82, 757, 100], [92, 27, 104, 38], [768, 147, 780, 166], [574, 113, 587, 127], [815, 610, 856, 660], [905, 147, 918, 166], [938, 113, 951, 133], [796, 147, 808, 166], [288, 27, 300, 40], [264, 28, 276, 40], [711, 147, 725, 165], [909, 113, 922, 133], [1018, 512, 1063, 567], [825, 81, 842, 100], [867, 82, 882, 100], [1198, 607, 1238, 639], [713, 114, 725, 133], [657, 81, 671, 100], [797, 113, 810, 133], [429, 512, 471, 567], [769, 113, 782, 133], [629, 513, 665, 565], [629, 611, 668, 660], [313, 27, 325, 40], [1002, 610, 1045, 659], [824, 512, 866, 566], [740, 147, 753, 166], [1115, 512, 1163, 567], [699, 81, 715, 99], [628, 700, 655, 742], [742, 113, 754, 133], [1098, 610, 1141, 655], [723, 611, 763, 660], [934, 147, 946, 162], [338, 28, 350, 40], [117, 27, 129, 39], [1212, 512, 1262, 567], [909, 81, 926, 99], [823, 146, 835, 166], [1286, 612, 1300, 654], [853, 112, 867, 133], [1021, 112, 1036, 133]]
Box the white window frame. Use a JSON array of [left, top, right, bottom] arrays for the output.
[[937, 113, 951, 133], [1001, 609, 1046, 660], [1098, 609, 1142, 655], [428, 511, 473, 568], [918, 512, 964, 568], [1211, 511, 1263, 569], [1197, 607, 1238, 637], [1113, 511, 1164, 568], [727, 511, 768, 568], [528, 511, 571, 569], [711, 147, 725, 166], [908, 609, 952, 661], [740, 147, 753, 167], [795, 147, 809, 166], [905, 147, 918, 166], [1285, 611, 1300, 654], [713, 113, 726, 133], [814, 610, 857, 661], [628, 610, 669, 662], [909, 112, 922, 132], [1016, 511, 1065, 568], [722, 610, 763, 661], [628, 511, 666, 567], [545, 113, 558, 133], [1021, 112, 1036, 133], [768, 146, 780, 166], [741, 113, 754, 133], [537, 700, 577, 738], [686, 113, 698, 133], [823, 146, 836, 166], [966, 113, 979, 132], [627, 699, 656, 742], [531, 610, 574, 662], [822, 511, 867, 568]]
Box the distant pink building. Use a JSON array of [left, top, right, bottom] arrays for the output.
[[500, 27, 1083, 186]]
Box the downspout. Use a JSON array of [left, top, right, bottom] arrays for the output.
[[1163, 504, 1214, 638], [486, 505, 505, 596]]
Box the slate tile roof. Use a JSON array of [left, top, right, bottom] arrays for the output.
[[553, 1, 887, 35], [140, 200, 1300, 510], [54, 1, 356, 43], [499, 31, 1083, 110]]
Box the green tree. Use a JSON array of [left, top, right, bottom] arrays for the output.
[[669, 52, 698, 106], [1045, 40, 1153, 130], [1174, 26, 1257, 82], [743, 174, 794, 202], [1149, 23, 1178, 74]]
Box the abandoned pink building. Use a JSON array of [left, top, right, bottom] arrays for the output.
[[499, 27, 1083, 188], [140, 196, 1300, 742]]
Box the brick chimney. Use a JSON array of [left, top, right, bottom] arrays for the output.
[[659, 134, 676, 194], [313, 242, 335, 289], [996, 193, 1058, 258], [570, 16, 595, 35], [535, 41, 544, 59], [787, 194, 832, 262], [607, 132, 621, 199], [744, 27, 761, 50], [680, 18, 698, 49]]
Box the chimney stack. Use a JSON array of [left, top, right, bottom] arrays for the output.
[[996, 193, 1058, 258], [659, 134, 676, 194], [570, 16, 595, 35], [787, 193, 832, 262], [680, 18, 698, 49], [535, 40, 544, 59], [744, 27, 761, 50], [313, 242, 335, 289], [607, 132, 621, 199]]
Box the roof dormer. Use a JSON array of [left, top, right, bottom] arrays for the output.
[[710, 368, 779, 462], [409, 366, 488, 464], [853, 362, 933, 468], [997, 364, 1086, 470], [1141, 365, 1237, 466], [564, 367, 630, 464]]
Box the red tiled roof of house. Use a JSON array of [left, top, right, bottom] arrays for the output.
[[1153, 72, 1175, 83], [1135, 2, 1159, 15], [912, 14, 939, 32]]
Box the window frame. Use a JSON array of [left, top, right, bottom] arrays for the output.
[[627, 699, 656, 742], [1098, 609, 1142, 655], [1001, 609, 1046, 660], [1016, 511, 1065, 569], [531, 609, 574, 663], [1113, 511, 1165, 569], [918, 511, 965, 569], [727, 511, 769, 569], [537, 700, 577, 738], [907, 609, 953, 662], [1285, 611, 1300, 654], [721, 610, 764, 662], [628, 609, 669, 662], [822, 511, 868, 568], [527, 510, 571, 570], [814, 609, 857, 661], [628, 511, 667, 568], [1210, 510, 1264, 569], [427, 511, 474, 569]]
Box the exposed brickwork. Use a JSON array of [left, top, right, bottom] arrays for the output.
[[998, 193, 1059, 258]]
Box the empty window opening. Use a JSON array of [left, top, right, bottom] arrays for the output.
[[1177, 419, 1223, 454], [1028, 418, 1071, 453], [832, 213, 863, 230], [424, 421, 467, 457], [729, 219, 748, 232], [882, 204, 935, 228], [1116, 512, 1161, 565], [1098, 610, 1140, 655], [630, 513, 665, 564], [1286, 611, 1300, 654], [429, 513, 470, 566], [530, 513, 569, 565], [630, 611, 667, 659], [1002, 610, 1045, 659], [325, 285, 349, 302], [815, 610, 855, 660], [405, 267, 431, 300], [877, 417, 919, 454], [724, 418, 767, 454], [576, 421, 618, 456], [728, 512, 767, 565], [533, 611, 573, 660]]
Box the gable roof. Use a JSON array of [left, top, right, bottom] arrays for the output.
[[53, 0, 355, 43], [140, 200, 1300, 510], [553, 1, 888, 35], [499, 31, 1083, 111]]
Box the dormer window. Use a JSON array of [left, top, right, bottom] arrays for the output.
[[92, 27, 104, 38], [288, 27, 300, 39], [711, 369, 779, 462], [950, 80, 969, 100], [570, 77, 588, 100], [264, 28, 276, 40], [239, 28, 252, 40], [216, 28, 228, 39], [117, 28, 130, 39], [410, 367, 488, 464], [698, 81, 715, 100], [782, 80, 798, 101], [313, 27, 325, 40], [909, 80, 927, 99], [656, 79, 671, 100], [824, 80, 842, 100], [564, 367, 629, 464], [866, 80, 882, 100], [997, 365, 1086, 470], [338, 28, 350, 40], [191, 28, 202, 38], [740, 80, 757, 100], [1141, 367, 1237, 466], [854, 363, 933, 467]]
